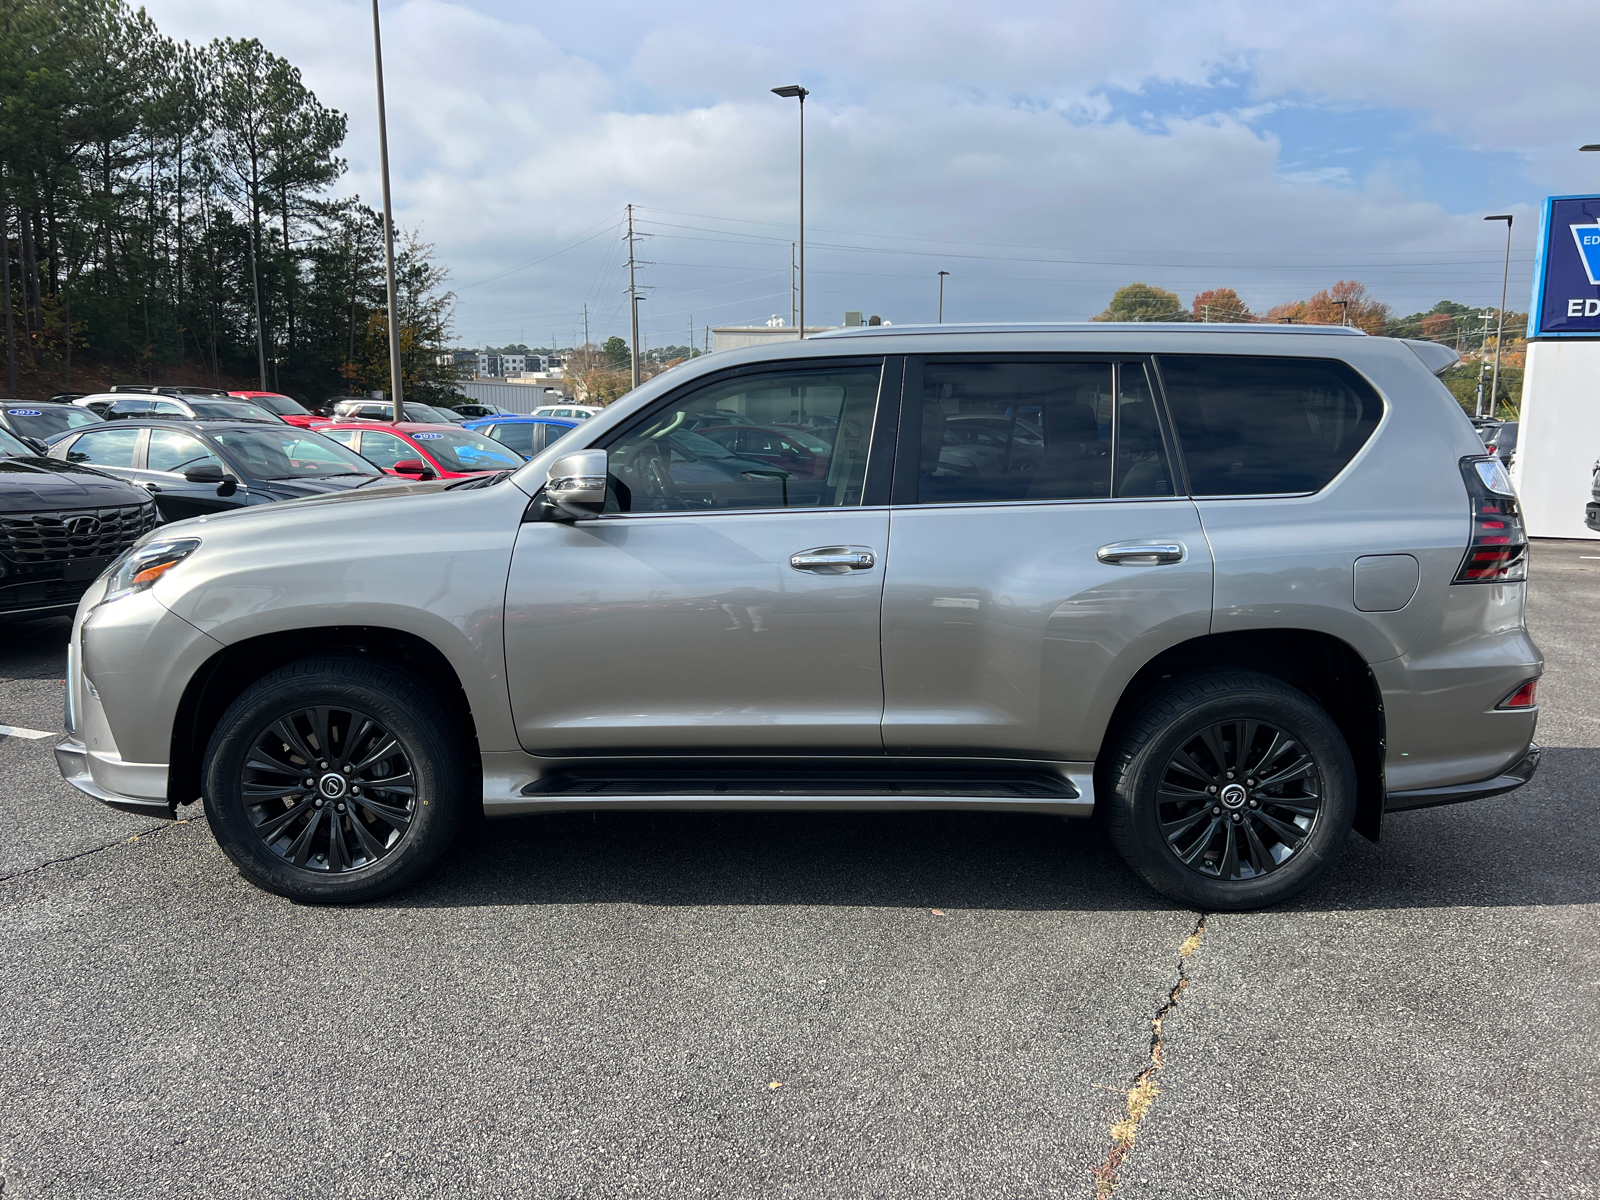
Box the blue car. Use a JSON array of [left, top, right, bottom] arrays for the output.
[[462, 415, 579, 459]]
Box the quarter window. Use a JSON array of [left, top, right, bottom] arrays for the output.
[[1158, 355, 1383, 495], [910, 360, 1173, 504], [64, 427, 140, 467], [603, 365, 880, 512]]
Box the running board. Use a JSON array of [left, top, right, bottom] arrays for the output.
[[480, 756, 1096, 818]]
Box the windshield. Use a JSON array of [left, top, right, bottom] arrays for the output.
[[240, 393, 310, 416], [210, 427, 383, 480], [668, 430, 742, 460], [189, 400, 278, 421], [0, 427, 30, 456], [4, 405, 98, 440], [406, 428, 526, 472]]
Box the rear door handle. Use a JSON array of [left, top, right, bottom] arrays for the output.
[[1097, 540, 1186, 565], [791, 546, 877, 573]]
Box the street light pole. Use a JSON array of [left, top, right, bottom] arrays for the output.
[[371, 0, 404, 421], [1333, 299, 1349, 327], [1485, 214, 1514, 419], [938, 270, 949, 323], [771, 85, 808, 338]]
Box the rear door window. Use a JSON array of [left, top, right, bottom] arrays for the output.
[[1157, 355, 1383, 495], [147, 430, 223, 474], [64, 427, 141, 467], [487, 423, 537, 456]]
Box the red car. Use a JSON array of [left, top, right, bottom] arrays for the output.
[[695, 424, 834, 479], [318, 421, 527, 479], [228, 390, 327, 429]]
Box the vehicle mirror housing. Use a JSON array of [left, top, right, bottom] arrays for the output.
[[184, 463, 225, 483], [392, 458, 429, 475], [544, 449, 608, 519]]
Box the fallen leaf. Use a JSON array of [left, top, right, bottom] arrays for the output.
[[931, 908, 946, 916], [768, 1081, 783, 1090]]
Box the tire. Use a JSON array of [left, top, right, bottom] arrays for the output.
[[1101, 670, 1356, 911], [202, 656, 470, 903]]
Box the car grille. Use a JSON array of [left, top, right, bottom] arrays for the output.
[[0, 575, 93, 613], [0, 501, 157, 564]]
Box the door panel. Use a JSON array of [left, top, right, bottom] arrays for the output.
[[507, 509, 889, 753], [132, 429, 239, 521]]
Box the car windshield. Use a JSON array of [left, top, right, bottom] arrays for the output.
[[4, 405, 98, 439], [406, 428, 527, 472], [240, 393, 310, 416], [0, 427, 30, 456], [210, 427, 383, 480], [189, 400, 278, 421], [668, 430, 743, 460]]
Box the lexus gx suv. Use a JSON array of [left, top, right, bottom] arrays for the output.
[[55, 325, 1542, 909]]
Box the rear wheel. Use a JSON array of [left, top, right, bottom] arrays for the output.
[[1101, 671, 1356, 910], [203, 656, 470, 903]]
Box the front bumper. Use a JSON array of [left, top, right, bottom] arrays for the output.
[[1385, 742, 1541, 812], [55, 736, 174, 818]]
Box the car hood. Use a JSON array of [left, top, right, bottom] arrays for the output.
[[0, 456, 150, 513], [252, 474, 391, 500]]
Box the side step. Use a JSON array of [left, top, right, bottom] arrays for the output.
[[491, 761, 1095, 817]]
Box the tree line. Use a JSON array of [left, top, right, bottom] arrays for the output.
[[0, 0, 460, 403]]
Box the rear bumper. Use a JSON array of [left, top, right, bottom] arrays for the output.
[[1586, 501, 1600, 531], [1385, 742, 1540, 812], [54, 736, 173, 819]]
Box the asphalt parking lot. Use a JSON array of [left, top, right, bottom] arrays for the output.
[[1, 541, 1596, 1199]]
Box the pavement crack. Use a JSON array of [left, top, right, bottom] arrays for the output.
[[0, 820, 180, 885], [1089, 912, 1208, 1199]]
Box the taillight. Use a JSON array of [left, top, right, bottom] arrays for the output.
[[1497, 679, 1538, 709], [1453, 457, 1528, 584]]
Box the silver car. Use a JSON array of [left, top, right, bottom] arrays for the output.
[[55, 325, 1542, 909]]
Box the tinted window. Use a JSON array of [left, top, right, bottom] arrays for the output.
[[149, 400, 188, 416], [65, 427, 141, 467], [242, 393, 309, 416], [485, 423, 537, 456], [107, 399, 154, 418], [147, 430, 223, 474], [209, 428, 381, 479], [1158, 355, 1383, 495], [0, 427, 29, 456], [188, 400, 276, 421], [911, 360, 1172, 504], [353, 431, 413, 470], [3, 405, 98, 439], [604, 366, 880, 512]]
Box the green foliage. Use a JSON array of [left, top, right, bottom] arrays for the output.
[[0, 0, 455, 401], [602, 335, 629, 368], [1094, 283, 1189, 323]]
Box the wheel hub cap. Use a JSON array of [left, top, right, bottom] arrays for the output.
[[1219, 782, 1248, 809], [318, 772, 348, 800]]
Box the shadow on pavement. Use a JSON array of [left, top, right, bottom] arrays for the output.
[[382, 745, 1600, 914]]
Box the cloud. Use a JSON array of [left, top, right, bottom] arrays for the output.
[[141, 0, 1578, 345]]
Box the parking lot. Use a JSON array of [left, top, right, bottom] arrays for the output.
[[0, 540, 1594, 1199]]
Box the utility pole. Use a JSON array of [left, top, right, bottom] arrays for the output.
[[582, 302, 589, 350], [937, 270, 949, 323], [627, 203, 641, 390], [1474, 310, 1493, 418], [771, 85, 808, 338], [1485, 214, 1514, 419], [371, 0, 404, 420]]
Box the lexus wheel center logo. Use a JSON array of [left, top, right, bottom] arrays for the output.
[[319, 773, 348, 799]]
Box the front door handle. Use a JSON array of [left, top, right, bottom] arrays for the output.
[[143, 482, 161, 493], [1097, 540, 1186, 565], [790, 546, 877, 573]]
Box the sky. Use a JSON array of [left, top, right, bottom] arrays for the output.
[[144, 0, 1600, 351]]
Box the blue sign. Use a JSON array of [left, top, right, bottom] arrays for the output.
[[1530, 194, 1600, 336]]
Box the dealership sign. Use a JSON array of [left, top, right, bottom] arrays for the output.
[[1530, 195, 1600, 336]]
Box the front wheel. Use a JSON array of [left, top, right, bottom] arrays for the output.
[[202, 656, 470, 903], [1101, 670, 1356, 911]]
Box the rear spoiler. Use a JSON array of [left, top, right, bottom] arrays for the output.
[[1403, 339, 1460, 376]]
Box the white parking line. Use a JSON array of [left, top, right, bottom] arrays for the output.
[[0, 723, 55, 740]]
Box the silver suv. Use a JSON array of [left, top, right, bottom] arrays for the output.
[[55, 325, 1542, 909]]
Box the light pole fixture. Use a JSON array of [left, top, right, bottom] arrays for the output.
[[1333, 299, 1350, 327], [938, 270, 949, 323], [1485, 214, 1513, 418], [371, 0, 404, 421], [1582, 145, 1600, 152], [771, 84, 808, 338]]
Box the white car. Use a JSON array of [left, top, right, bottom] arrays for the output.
[[531, 404, 601, 421]]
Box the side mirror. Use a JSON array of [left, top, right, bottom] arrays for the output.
[[544, 449, 608, 520], [392, 458, 436, 480], [184, 463, 225, 483], [22, 436, 47, 455]]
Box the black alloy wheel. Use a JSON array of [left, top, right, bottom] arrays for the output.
[[1101, 670, 1356, 911], [203, 656, 469, 903], [241, 704, 417, 874], [1156, 720, 1323, 881]]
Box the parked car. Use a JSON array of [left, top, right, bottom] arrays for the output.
[[53, 324, 1540, 914], [46, 420, 390, 522], [1, 400, 104, 448], [695, 424, 834, 479], [452, 403, 513, 420], [1587, 458, 1600, 532], [0, 424, 157, 619], [73, 393, 282, 424], [227, 391, 325, 429], [1474, 419, 1518, 469], [318, 422, 527, 479], [462, 415, 578, 459], [531, 404, 601, 420], [108, 384, 231, 399], [330, 399, 467, 425]]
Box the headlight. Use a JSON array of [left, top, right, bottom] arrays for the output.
[[98, 538, 201, 606]]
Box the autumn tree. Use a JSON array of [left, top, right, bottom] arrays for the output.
[[1300, 280, 1390, 334], [1191, 287, 1252, 323], [1094, 283, 1188, 322]]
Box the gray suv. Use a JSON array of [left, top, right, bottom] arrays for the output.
[[55, 325, 1542, 910]]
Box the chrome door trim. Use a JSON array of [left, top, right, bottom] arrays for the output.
[[1096, 540, 1187, 565]]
